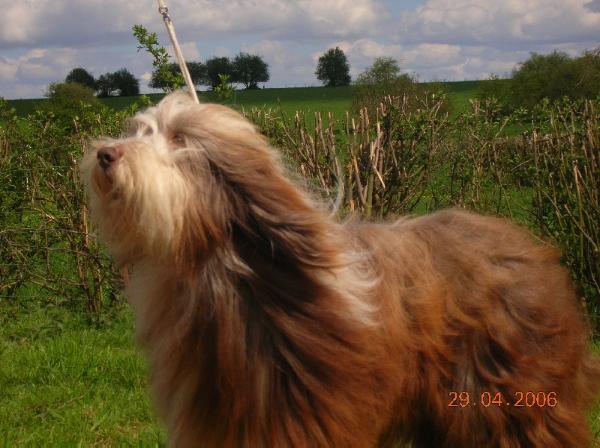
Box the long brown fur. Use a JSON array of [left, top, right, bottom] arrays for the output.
[[81, 92, 600, 447]]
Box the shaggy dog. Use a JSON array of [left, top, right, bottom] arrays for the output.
[[81, 92, 599, 447]]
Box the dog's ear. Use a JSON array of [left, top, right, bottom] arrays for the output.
[[168, 102, 338, 267]]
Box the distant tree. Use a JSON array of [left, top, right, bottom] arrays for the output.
[[352, 57, 419, 116], [150, 62, 207, 89], [111, 68, 139, 96], [232, 53, 269, 89], [315, 47, 351, 87], [187, 61, 208, 87], [511, 51, 577, 109], [65, 68, 96, 90], [475, 48, 600, 112], [571, 47, 600, 99], [355, 57, 402, 85], [97, 69, 139, 97], [205, 57, 234, 89], [96, 73, 118, 97]]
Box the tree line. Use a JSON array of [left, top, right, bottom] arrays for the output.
[[149, 53, 269, 90], [60, 44, 600, 109], [65, 67, 140, 97], [63, 52, 271, 98]]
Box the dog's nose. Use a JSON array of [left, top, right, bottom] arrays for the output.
[[97, 146, 121, 170]]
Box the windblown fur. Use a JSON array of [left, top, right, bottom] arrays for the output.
[[81, 92, 600, 447]]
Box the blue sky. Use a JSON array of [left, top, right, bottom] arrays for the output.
[[387, 0, 424, 12], [0, 0, 599, 99]]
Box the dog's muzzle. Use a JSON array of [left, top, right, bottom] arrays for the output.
[[97, 146, 122, 171], [93, 145, 123, 194]]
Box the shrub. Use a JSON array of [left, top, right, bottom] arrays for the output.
[[0, 99, 132, 311], [482, 48, 600, 112], [476, 75, 513, 114], [571, 48, 600, 99], [352, 58, 418, 116], [352, 57, 450, 119], [43, 82, 103, 124], [511, 51, 578, 109]]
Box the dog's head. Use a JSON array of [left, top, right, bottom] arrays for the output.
[[80, 92, 282, 267]]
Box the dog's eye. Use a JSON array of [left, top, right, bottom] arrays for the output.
[[142, 127, 153, 136], [171, 134, 185, 146]]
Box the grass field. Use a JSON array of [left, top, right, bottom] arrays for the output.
[[0, 302, 164, 446], [1, 301, 599, 446], [5, 81, 482, 118]]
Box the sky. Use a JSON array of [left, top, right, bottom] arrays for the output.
[[0, 0, 599, 99]]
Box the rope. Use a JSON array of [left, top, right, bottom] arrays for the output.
[[156, 0, 199, 103]]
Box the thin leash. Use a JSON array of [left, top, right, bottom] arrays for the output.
[[156, 0, 200, 103]]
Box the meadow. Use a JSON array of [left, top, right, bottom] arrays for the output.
[[2, 83, 600, 445], [6, 81, 480, 118]]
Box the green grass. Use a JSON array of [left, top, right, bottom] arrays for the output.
[[5, 82, 482, 119], [0, 302, 164, 446], [1, 297, 599, 445], [438, 80, 482, 117]]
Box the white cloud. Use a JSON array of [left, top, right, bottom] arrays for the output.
[[0, 46, 157, 99], [403, 44, 462, 69], [242, 40, 287, 67], [0, 0, 389, 50], [0, 49, 66, 84], [401, 0, 600, 47], [1, 0, 599, 98], [173, 42, 201, 61]]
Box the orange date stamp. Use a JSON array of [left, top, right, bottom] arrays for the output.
[[448, 391, 558, 408]]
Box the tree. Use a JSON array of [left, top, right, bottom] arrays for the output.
[[315, 47, 351, 87], [352, 57, 419, 116], [187, 62, 208, 87], [355, 57, 402, 85], [205, 57, 234, 89], [95, 69, 139, 97], [570, 47, 600, 99], [511, 51, 577, 109], [150, 62, 207, 89], [65, 68, 96, 90], [476, 48, 600, 112], [96, 73, 117, 97], [112, 68, 140, 96], [232, 53, 269, 89]]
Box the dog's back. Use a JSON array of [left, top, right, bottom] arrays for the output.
[[352, 208, 600, 447]]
